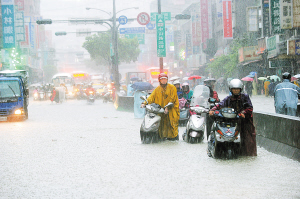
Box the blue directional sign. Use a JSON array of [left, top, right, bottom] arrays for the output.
[[119, 27, 145, 34], [146, 22, 155, 30], [118, 15, 128, 25]]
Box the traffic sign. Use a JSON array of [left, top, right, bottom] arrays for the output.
[[156, 14, 166, 57], [151, 12, 171, 21], [119, 27, 145, 34], [125, 34, 145, 44], [146, 22, 155, 30], [118, 15, 128, 25], [137, 12, 150, 25]]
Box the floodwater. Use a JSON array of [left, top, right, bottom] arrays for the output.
[[0, 98, 299, 198]]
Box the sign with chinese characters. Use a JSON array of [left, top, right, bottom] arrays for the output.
[[125, 34, 145, 44], [270, 0, 283, 34], [267, 35, 279, 58], [15, 11, 25, 41], [119, 27, 145, 34], [239, 46, 262, 62], [151, 12, 171, 21], [14, 0, 24, 11], [223, 0, 233, 39], [201, 0, 209, 49], [186, 34, 192, 57], [293, 0, 300, 28], [247, 7, 259, 32], [1, 0, 15, 48], [192, 13, 201, 54], [288, 40, 300, 55], [280, 0, 292, 29], [156, 14, 166, 57], [262, 1, 270, 37]]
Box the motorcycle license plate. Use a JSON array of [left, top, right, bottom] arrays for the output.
[[0, 117, 7, 121]]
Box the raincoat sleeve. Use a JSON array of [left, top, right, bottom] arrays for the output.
[[240, 94, 253, 118], [145, 87, 158, 105]]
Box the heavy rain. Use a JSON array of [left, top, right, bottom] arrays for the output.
[[0, 0, 300, 198]]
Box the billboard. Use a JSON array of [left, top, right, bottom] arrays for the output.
[[293, 0, 300, 28], [280, 0, 292, 29]]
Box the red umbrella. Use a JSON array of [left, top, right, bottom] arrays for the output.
[[241, 77, 254, 81], [188, 75, 202, 80]]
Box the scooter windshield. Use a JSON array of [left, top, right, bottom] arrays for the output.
[[190, 85, 210, 108]]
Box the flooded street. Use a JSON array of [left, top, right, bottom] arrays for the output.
[[0, 99, 299, 198]]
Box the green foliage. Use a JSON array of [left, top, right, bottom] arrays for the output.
[[82, 32, 141, 67], [206, 33, 253, 78]]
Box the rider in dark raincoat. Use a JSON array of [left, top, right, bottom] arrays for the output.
[[209, 79, 257, 156]]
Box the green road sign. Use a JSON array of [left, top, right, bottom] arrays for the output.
[[151, 12, 171, 21], [124, 34, 145, 44], [156, 14, 166, 57]]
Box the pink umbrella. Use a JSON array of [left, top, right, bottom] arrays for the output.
[[241, 77, 254, 81], [188, 75, 202, 80]]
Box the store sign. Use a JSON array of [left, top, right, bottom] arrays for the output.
[[288, 40, 300, 55], [262, 1, 270, 37], [201, 0, 209, 49], [247, 7, 259, 32], [186, 34, 192, 57], [14, 0, 24, 11], [293, 0, 300, 28], [15, 11, 25, 41], [257, 37, 266, 54], [1, 0, 15, 48], [192, 13, 201, 54], [223, 0, 233, 39], [280, 0, 292, 29], [270, 0, 283, 34], [267, 35, 279, 58], [239, 46, 262, 62]]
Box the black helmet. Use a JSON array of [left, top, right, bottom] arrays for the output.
[[282, 72, 291, 80]]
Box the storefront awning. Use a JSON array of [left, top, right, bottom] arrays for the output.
[[241, 59, 262, 66]]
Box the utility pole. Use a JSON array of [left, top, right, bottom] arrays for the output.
[[113, 0, 120, 92], [158, 0, 163, 73]]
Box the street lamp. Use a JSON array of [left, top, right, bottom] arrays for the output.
[[86, 4, 139, 92], [86, 7, 111, 17]]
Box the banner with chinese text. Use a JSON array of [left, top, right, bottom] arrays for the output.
[[1, 0, 15, 48], [201, 0, 209, 49], [222, 0, 233, 39], [293, 0, 300, 28]]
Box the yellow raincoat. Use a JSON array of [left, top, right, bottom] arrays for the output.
[[146, 83, 179, 138]]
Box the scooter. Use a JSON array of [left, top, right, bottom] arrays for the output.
[[140, 95, 174, 144], [39, 91, 45, 101], [182, 106, 208, 143], [87, 90, 95, 104], [103, 89, 113, 103], [179, 99, 190, 127], [207, 107, 241, 159]]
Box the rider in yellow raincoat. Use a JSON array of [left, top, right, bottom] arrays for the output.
[[142, 73, 180, 140]]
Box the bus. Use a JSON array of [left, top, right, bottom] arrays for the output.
[[52, 73, 75, 99], [147, 67, 168, 87], [72, 71, 91, 85]]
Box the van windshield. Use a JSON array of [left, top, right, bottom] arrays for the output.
[[0, 80, 21, 98], [52, 77, 73, 87]]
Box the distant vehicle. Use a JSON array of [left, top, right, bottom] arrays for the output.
[[72, 71, 91, 85], [147, 67, 168, 85], [52, 73, 75, 99], [0, 70, 29, 121]]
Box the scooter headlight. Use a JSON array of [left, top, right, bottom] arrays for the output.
[[34, 93, 38, 97]]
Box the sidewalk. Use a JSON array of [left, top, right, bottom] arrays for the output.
[[218, 93, 276, 114]]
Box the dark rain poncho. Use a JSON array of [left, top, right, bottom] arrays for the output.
[[211, 94, 257, 156]]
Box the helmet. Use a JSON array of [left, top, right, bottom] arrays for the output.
[[282, 72, 291, 80], [229, 79, 243, 92], [173, 80, 180, 85], [158, 73, 168, 80], [182, 82, 189, 92], [203, 78, 216, 85]]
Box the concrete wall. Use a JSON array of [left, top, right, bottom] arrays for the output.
[[253, 111, 300, 162]]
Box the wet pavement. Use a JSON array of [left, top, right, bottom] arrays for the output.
[[0, 98, 299, 198]]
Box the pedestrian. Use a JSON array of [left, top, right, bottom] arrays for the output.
[[245, 81, 253, 97], [268, 79, 276, 97], [141, 73, 180, 140], [208, 79, 257, 156], [264, 77, 271, 97], [274, 72, 300, 116]]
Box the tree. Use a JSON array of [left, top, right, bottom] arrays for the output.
[[82, 32, 141, 68]]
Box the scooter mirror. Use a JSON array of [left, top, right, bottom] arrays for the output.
[[164, 102, 174, 108], [140, 96, 148, 104], [208, 97, 216, 103]]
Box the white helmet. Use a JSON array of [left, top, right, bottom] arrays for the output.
[[229, 79, 243, 93], [173, 80, 180, 85]]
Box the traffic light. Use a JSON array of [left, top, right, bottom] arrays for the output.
[[277, 41, 287, 55], [36, 19, 52, 25], [175, 14, 191, 20], [55, 32, 67, 36]]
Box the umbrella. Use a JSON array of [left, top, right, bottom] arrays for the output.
[[241, 77, 254, 81], [183, 77, 189, 81], [246, 74, 255, 78], [291, 76, 297, 81], [130, 82, 154, 91], [270, 75, 280, 81], [250, 71, 257, 76], [169, 76, 180, 81], [258, 77, 267, 81], [294, 74, 300, 78], [188, 75, 202, 80]]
